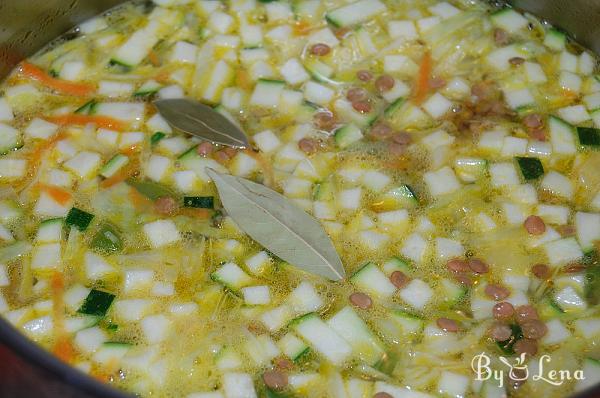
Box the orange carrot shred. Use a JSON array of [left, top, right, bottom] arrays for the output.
[[148, 50, 161, 67], [177, 208, 212, 219], [53, 336, 76, 363], [50, 271, 74, 363], [20, 62, 95, 97], [413, 51, 432, 105], [45, 114, 127, 131], [39, 184, 72, 205]]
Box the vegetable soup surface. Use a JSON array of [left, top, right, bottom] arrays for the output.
[[1, 0, 600, 397]]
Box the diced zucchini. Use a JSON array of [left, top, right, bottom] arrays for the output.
[[391, 311, 423, 335], [490, 8, 528, 33], [576, 212, 600, 251], [134, 80, 162, 98], [334, 124, 363, 149], [291, 313, 352, 365], [211, 262, 254, 292], [36, 218, 63, 243], [90, 223, 123, 254], [377, 310, 423, 343], [65, 208, 94, 231], [0, 199, 22, 223], [325, 0, 387, 28], [278, 333, 310, 361], [577, 127, 600, 148], [293, 0, 322, 21], [99, 154, 129, 179], [143, 219, 181, 249], [327, 306, 385, 366], [544, 28, 566, 52], [64, 315, 101, 333], [350, 262, 397, 299], [334, 99, 378, 127], [288, 281, 323, 313], [197, 60, 235, 104], [250, 79, 286, 108], [150, 132, 167, 146], [75, 99, 97, 115], [183, 196, 214, 209], [549, 116, 577, 155], [383, 98, 405, 118], [440, 279, 467, 307], [373, 185, 418, 211], [454, 158, 487, 183], [585, 264, 600, 306], [0, 123, 22, 154], [112, 21, 161, 67], [312, 180, 335, 201], [382, 257, 410, 276], [92, 341, 132, 365], [551, 286, 587, 313], [0, 241, 32, 263], [78, 289, 115, 316], [539, 297, 565, 319], [516, 157, 544, 180], [215, 346, 243, 370], [178, 148, 229, 181], [63, 151, 102, 179], [303, 59, 338, 85]]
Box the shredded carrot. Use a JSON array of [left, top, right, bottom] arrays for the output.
[[50, 271, 74, 363], [92, 369, 112, 383], [155, 70, 171, 84], [384, 157, 411, 171], [178, 208, 212, 219], [39, 184, 72, 205], [100, 170, 130, 189], [235, 69, 252, 91], [244, 149, 274, 188], [53, 336, 76, 363], [20, 62, 95, 97], [45, 114, 127, 131], [120, 145, 141, 156], [129, 186, 153, 211], [26, 131, 67, 165], [148, 50, 161, 67], [413, 51, 432, 105]]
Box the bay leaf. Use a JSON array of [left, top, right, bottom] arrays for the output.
[[207, 169, 346, 281], [154, 98, 249, 148]]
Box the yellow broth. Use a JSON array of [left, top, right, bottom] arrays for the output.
[[0, 0, 599, 397]]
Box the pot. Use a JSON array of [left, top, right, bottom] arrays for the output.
[[0, 1, 599, 397]]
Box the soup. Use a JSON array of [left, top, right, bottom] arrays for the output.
[[0, 0, 599, 397]]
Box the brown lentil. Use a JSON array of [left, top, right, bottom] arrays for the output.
[[521, 319, 548, 339], [263, 370, 288, 390], [485, 284, 510, 301], [468, 258, 489, 274], [375, 75, 395, 93], [524, 215, 546, 235], [349, 292, 373, 309], [357, 70, 373, 81], [531, 263, 550, 279], [390, 271, 410, 289], [436, 317, 459, 332], [310, 43, 331, 56], [493, 301, 515, 320], [515, 305, 539, 324]]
